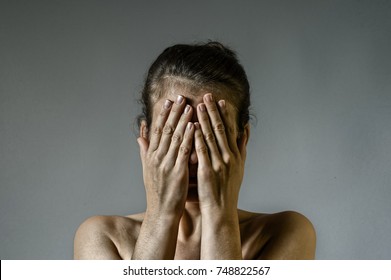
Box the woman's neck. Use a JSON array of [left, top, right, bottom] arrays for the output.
[[178, 202, 202, 242]]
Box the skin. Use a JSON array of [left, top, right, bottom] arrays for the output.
[[74, 89, 316, 260]]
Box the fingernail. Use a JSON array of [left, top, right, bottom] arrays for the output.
[[199, 103, 206, 112], [176, 95, 184, 104], [205, 94, 213, 103], [184, 105, 191, 114], [164, 100, 172, 109], [187, 122, 193, 130], [218, 100, 225, 108]]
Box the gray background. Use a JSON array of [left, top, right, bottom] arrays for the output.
[[1, 0, 390, 259]]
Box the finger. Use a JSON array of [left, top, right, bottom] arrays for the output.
[[156, 95, 186, 158], [217, 99, 240, 155], [175, 122, 195, 167], [166, 104, 193, 163], [203, 94, 230, 157], [148, 99, 172, 152], [194, 122, 212, 169], [197, 102, 222, 163]]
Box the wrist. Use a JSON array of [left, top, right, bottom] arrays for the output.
[[145, 196, 186, 219], [144, 207, 183, 225], [201, 207, 239, 227]]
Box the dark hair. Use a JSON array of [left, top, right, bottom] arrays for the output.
[[138, 41, 250, 132]]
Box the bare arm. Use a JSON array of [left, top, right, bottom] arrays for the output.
[[200, 209, 242, 259]]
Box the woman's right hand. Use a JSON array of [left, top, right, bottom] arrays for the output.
[[137, 95, 195, 218]]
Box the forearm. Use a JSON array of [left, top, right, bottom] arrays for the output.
[[201, 209, 242, 260], [132, 212, 181, 259]]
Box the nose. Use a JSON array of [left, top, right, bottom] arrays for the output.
[[189, 145, 198, 164]]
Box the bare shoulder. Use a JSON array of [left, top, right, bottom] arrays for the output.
[[73, 213, 144, 259], [238, 209, 316, 260]]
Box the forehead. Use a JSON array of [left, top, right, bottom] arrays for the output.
[[153, 84, 236, 110]]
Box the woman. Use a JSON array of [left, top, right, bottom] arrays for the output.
[[74, 42, 316, 259]]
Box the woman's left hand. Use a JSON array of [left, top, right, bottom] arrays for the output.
[[195, 93, 248, 259], [195, 93, 247, 215]]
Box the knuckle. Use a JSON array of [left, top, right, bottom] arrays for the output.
[[163, 124, 174, 135], [213, 122, 225, 133], [153, 126, 163, 136], [201, 114, 209, 122], [158, 161, 172, 174], [196, 145, 208, 154], [214, 163, 224, 173], [223, 153, 232, 164], [204, 132, 215, 143], [179, 145, 190, 156], [150, 157, 161, 168], [154, 150, 166, 162], [171, 133, 182, 144]]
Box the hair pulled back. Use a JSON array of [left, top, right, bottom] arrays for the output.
[[138, 41, 250, 132]]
